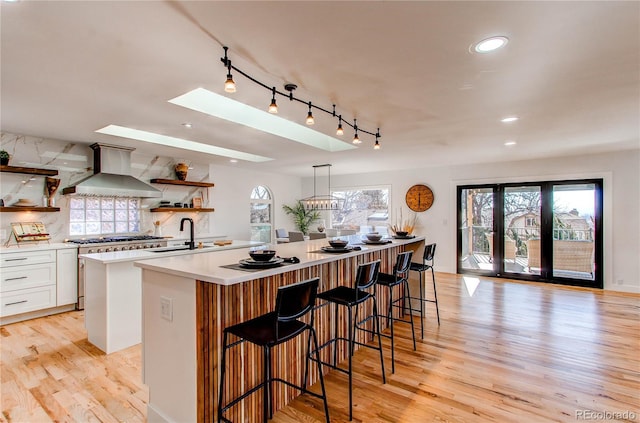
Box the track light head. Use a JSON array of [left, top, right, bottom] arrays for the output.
[[224, 73, 236, 93], [306, 102, 315, 125], [352, 119, 361, 144], [268, 87, 278, 113]]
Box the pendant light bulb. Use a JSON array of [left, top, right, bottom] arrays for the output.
[[336, 116, 344, 136], [352, 119, 361, 144], [224, 62, 236, 93], [374, 129, 381, 149], [268, 87, 278, 113], [306, 102, 315, 125]]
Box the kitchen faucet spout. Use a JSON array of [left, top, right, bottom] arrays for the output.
[[179, 217, 195, 249]]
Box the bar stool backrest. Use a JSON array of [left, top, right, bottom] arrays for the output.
[[275, 277, 319, 323], [393, 251, 414, 281], [355, 260, 381, 292], [423, 243, 436, 264]]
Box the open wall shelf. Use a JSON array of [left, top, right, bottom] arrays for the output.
[[0, 165, 59, 176], [150, 179, 214, 188], [149, 207, 215, 213], [0, 207, 60, 212]]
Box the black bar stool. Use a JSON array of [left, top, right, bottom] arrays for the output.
[[217, 277, 330, 423], [409, 243, 440, 338], [313, 260, 386, 421], [376, 250, 417, 373]]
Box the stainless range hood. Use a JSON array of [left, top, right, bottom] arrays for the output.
[[62, 143, 162, 198]]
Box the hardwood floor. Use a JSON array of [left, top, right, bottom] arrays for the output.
[[1, 274, 638, 422]]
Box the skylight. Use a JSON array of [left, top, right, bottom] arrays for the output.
[[95, 125, 272, 162], [168, 88, 357, 153]]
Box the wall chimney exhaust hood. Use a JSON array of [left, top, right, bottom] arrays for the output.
[[62, 143, 162, 198]]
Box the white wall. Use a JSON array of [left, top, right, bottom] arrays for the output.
[[208, 164, 302, 240], [309, 149, 640, 293]]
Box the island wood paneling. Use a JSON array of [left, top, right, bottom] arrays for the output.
[[196, 246, 404, 422]]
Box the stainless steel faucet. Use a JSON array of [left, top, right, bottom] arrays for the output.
[[180, 217, 195, 249]]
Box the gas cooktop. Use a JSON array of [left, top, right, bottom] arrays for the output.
[[67, 235, 165, 245]]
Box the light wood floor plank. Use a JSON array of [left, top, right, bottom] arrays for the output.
[[1, 273, 638, 422]]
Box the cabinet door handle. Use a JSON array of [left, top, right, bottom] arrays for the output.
[[5, 276, 28, 281], [5, 258, 28, 262], [5, 300, 28, 306]]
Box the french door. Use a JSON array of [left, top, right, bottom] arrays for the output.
[[457, 179, 602, 288]]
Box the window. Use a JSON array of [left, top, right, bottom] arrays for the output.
[[250, 185, 272, 243], [69, 197, 140, 236], [330, 186, 390, 233]]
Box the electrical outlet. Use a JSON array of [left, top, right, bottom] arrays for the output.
[[160, 296, 173, 322]]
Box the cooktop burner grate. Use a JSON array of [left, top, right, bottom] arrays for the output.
[[67, 235, 165, 244]]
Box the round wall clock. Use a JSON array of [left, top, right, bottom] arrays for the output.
[[405, 184, 434, 212]]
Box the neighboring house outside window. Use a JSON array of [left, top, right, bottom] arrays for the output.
[[330, 185, 390, 234], [69, 197, 140, 236], [250, 185, 272, 243]]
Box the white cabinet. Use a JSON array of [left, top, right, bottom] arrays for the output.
[[56, 249, 77, 306], [0, 250, 57, 317], [0, 246, 78, 321]]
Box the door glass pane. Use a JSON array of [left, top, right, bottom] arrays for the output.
[[552, 184, 595, 280], [459, 188, 493, 271], [504, 186, 541, 275]]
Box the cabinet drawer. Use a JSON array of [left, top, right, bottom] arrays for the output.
[[0, 285, 56, 317], [0, 262, 56, 293], [1, 250, 56, 268]]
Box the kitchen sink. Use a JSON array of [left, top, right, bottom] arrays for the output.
[[149, 245, 213, 253]]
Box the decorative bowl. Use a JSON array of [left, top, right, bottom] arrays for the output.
[[328, 239, 348, 248], [365, 233, 383, 242], [395, 231, 409, 237], [249, 249, 276, 262]]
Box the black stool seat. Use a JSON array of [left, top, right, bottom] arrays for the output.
[[218, 278, 330, 423], [312, 260, 385, 421], [318, 286, 372, 306], [225, 311, 307, 346], [377, 250, 418, 373], [408, 243, 440, 338]]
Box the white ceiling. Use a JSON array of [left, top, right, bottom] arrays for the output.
[[2, 1, 638, 177]]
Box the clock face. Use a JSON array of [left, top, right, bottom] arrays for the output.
[[405, 184, 434, 212]]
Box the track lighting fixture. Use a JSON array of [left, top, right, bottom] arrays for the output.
[[220, 46, 382, 147], [306, 102, 315, 125], [268, 87, 278, 114]]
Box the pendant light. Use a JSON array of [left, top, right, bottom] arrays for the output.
[[374, 129, 381, 150], [352, 119, 361, 144], [306, 102, 315, 125], [336, 115, 344, 136], [222, 47, 236, 93], [268, 87, 278, 113]]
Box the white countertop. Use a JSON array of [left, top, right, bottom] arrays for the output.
[[134, 235, 424, 286], [0, 242, 78, 253], [80, 240, 264, 264]]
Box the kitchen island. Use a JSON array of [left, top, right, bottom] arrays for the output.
[[81, 240, 264, 354], [135, 235, 424, 423]]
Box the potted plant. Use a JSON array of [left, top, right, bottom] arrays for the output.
[[0, 150, 9, 166], [282, 200, 321, 235]]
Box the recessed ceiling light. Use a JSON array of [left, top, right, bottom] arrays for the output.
[[504, 140, 517, 146], [474, 36, 509, 53], [95, 125, 272, 162], [182, 123, 193, 128], [229, 159, 238, 163], [501, 116, 519, 123], [169, 88, 356, 153]]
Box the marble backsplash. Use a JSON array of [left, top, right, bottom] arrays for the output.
[[0, 133, 214, 243]]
